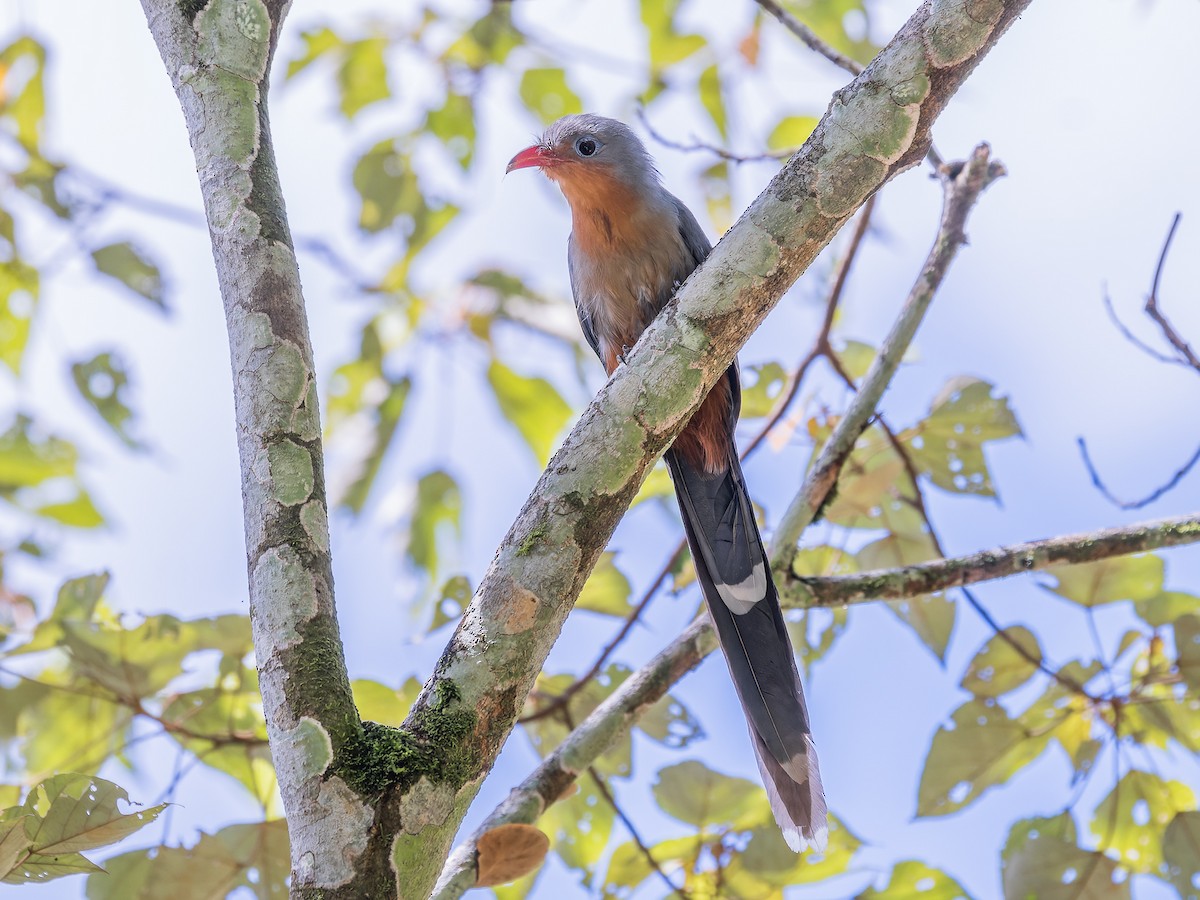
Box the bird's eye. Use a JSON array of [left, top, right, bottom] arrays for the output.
[[576, 138, 597, 157]]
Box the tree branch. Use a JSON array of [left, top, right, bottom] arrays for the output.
[[140, 1, 364, 893], [784, 512, 1200, 606], [769, 144, 1006, 571]]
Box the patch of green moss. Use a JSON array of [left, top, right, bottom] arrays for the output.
[[516, 523, 549, 556], [333, 678, 477, 797], [179, 0, 208, 22]]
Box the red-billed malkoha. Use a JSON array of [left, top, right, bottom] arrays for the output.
[[507, 114, 826, 851]]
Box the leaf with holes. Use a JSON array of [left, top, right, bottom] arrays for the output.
[[603, 834, 701, 896], [407, 469, 461, 580], [961, 626, 1042, 698], [0, 37, 47, 148], [740, 361, 788, 418], [1002, 813, 1128, 900], [1089, 770, 1195, 874], [70, 352, 142, 449], [20, 774, 165, 856], [903, 376, 1021, 498], [638, 693, 703, 749], [539, 776, 614, 884], [0, 251, 39, 374], [725, 814, 860, 891], [523, 665, 632, 779], [91, 243, 165, 310], [1162, 811, 1200, 900], [487, 359, 573, 465], [917, 699, 1051, 817], [652, 761, 761, 829], [856, 859, 975, 899], [1046, 554, 1164, 608]]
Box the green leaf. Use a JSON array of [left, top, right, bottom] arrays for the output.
[[91, 243, 165, 310], [856, 859, 975, 899], [698, 64, 726, 139], [1176, 614, 1200, 691], [575, 552, 633, 617], [818, 425, 926, 537], [1138, 590, 1200, 627], [698, 160, 732, 233], [337, 37, 389, 119], [408, 470, 461, 579], [961, 626, 1042, 698], [767, 115, 819, 152], [353, 140, 422, 234], [486, 359, 573, 465], [740, 362, 787, 418], [917, 698, 1051, 817], [904, 376, 1021, 498], [443, 7, 523, 68], [1002, 813, 1128, 900], [518, 68, 581, 126], [71, 352, 142, 449], [17, 690, 132, 782], [652, 761, 760, 829], [1046, 554, 1164, 608], [1162, 811, 1200, 900], [540, 776, 614, 884], [430, 574, 471, 631], [86, 819, 289, 899], [727, 814, 860, 890], [19, 774, 165, 856], [352, 677, 420, 727], [641, 0, 704, 70], [835, 339, 879, 381], [426, 91, 476, 168], [285, 26, 340, 79], [0, 415, 76, 487], [524, 666, 633, 779], [3, 850, 101, 884], [637, 694, 703, 749], [1090, 770, 1195, 874], [886, 592, 956, 662], [0, 251, 38, 375], [336, 374, 411, 514], [36, 488, 104, 528]]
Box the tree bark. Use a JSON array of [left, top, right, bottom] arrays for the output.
[[139, 0, 370, 893]]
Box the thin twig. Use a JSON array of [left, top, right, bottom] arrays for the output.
[[1078, 437, 1200, 510], [752, 0, 863, 77], [636, 108, 792, 164], [1144, 213, 1199, 372], [589, 766, 689, 898]]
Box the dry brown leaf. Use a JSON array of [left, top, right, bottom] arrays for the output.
[[474, 823, 550, 887]]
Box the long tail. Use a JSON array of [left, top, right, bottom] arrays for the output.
[[665, 448, 827, 852]]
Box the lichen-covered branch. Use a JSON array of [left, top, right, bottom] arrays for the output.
[[769, 143, 1006, 571], [434, 507, 1200, 894], [785, 513, 1200, 606], [139, 1, 366, 894]]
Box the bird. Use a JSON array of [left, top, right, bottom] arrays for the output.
[[507, 114, 827, 852]]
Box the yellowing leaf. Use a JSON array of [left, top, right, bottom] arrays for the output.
[[856, 859, 974, 899], [408, 469, 461, 578], [337, 37, 389, 120], [475, 823, 550, 887], [486, 359, 572, 465], [637, 694, 703, 748], [641, 0, 704, 69], [1089, 770, 1195, 873], [961, 626, 1042, 698], [740, 361, 787, 418], [698, 64, 726, 139]]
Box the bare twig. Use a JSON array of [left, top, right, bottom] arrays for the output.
[[1144, 214, 1199, 372], [1077, 437, 1200, 510], [589, 766, 689, 898], [636, 108, 792, 164], [752, 0, 863, 77]]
